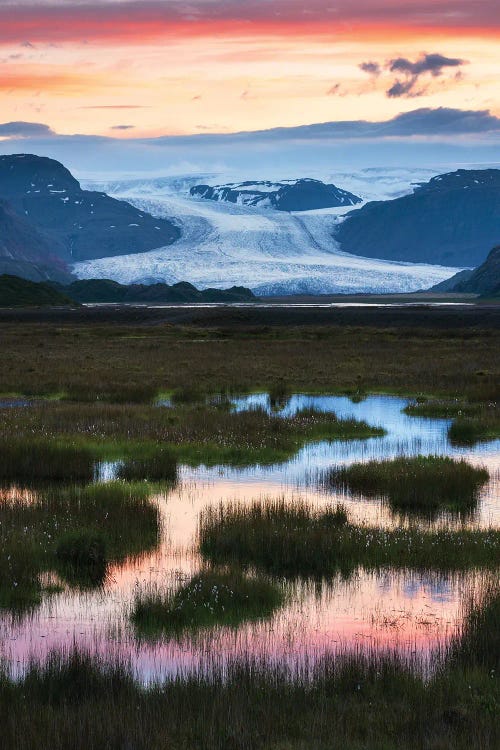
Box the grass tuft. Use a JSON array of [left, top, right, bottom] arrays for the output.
[[324, 455, 488, 514], [132, 570, 284, 636]]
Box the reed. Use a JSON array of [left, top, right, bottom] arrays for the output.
[[0, 439, 94, 481], [199, 499, 500, 576]]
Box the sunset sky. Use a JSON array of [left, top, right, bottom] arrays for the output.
[[0, 0, 499, 139]]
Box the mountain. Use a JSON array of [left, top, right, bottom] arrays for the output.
[[190, 178, 361, 212], [0, 154, 180, 270], [0, 274, 75, 307], [0, 199, 73, 282], [58, 279, 256, 303], [428, 269, 474, 292], [333, 169, 500, 267], [438, 246, 500, 296]]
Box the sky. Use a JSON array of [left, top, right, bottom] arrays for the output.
[[0, 0, 499, 140]]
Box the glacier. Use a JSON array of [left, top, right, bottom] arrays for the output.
[[73, 170, 463, 295]]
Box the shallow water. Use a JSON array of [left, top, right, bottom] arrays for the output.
[[1, 394, 498, 681]]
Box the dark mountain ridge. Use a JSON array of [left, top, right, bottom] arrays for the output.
[[0, 275, 256, 307], [432, 245, 500, 296], [190, 178, 361, 211], [0, 154, 180, 278], [0, 274, 75, 307], [58, 278, 256, 304], [334, 169, 500, 267]]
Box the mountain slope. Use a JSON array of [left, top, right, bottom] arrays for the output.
[[333, 169, 500, 267], [450, 246, 500, 296], [190, 178, 361, 211], [0, 199, 72, 282], [60, 278, 255, 303], [0, 154, 180, 263], [0, 274, 75, 306]]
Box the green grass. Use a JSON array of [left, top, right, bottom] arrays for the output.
[[0, 439, 94, 481], [403, 398, 500, 445], [0, 482, 160, 613], [325, 456, 489, 515], [449, 417, 500, 445], [0, 403, 384, 470], [116, 449, 178, 482], [199, 499, 500, 576], [0, 321, 498, 405], [132, 571, 284, 636], [0, 585, 498, 749], [63, 383, 159, 404]]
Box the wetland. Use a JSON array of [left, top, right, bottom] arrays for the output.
[[0, 317, 498, 748]]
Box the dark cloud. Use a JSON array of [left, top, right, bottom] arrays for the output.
[[360, 52, 468, 98], [387, 79, 418, 98], [111, 124, 135, 130], [0, 121, 54, 138], [241, 108, 500, 140], [0, 109, 498, 150], [359, 61, 381, 76], [389, 53, 465, 77]]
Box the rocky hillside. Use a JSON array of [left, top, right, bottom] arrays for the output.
[[190, 178, 361, 211], [0, 154, 180, 279], [0, 274, 75, 306], [0, 200, 72, 282], [447, 246, 500, 296], [334, 169, 500, 267], [58, 279, 256, 303]]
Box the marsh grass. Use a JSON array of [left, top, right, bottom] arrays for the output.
[[116, 450, 178, 482], [0, 439, 94, 481], [449, 416, 500, 445], [0, 321, 497, 406], [0, 482, 160, 613], [199, 499, 500, 576], [268, 379, 291, 410], [132, 571, 284, 636], [0, 586, 498, 749], [0, 403, 384, 469], [55, 530, 107, 588], [324, 456, 489, 515], [63, 383, 159, 404], [404, 398, 500, 445]]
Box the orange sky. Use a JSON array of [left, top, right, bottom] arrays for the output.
[[0, 1, 498, 137]]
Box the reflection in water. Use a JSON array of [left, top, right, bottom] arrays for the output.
[[0, 395, 498, 681]]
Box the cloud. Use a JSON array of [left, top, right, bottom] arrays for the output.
[[360, 52, 468, 98], [0, 121, 54, 138], [240, 107, 500, 140], [111, 124, 135, 130], [1, 108, 499, 148], [388, 53, 465, 77], [359, 61, 381, 76], [0, 1, 497, 47]]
